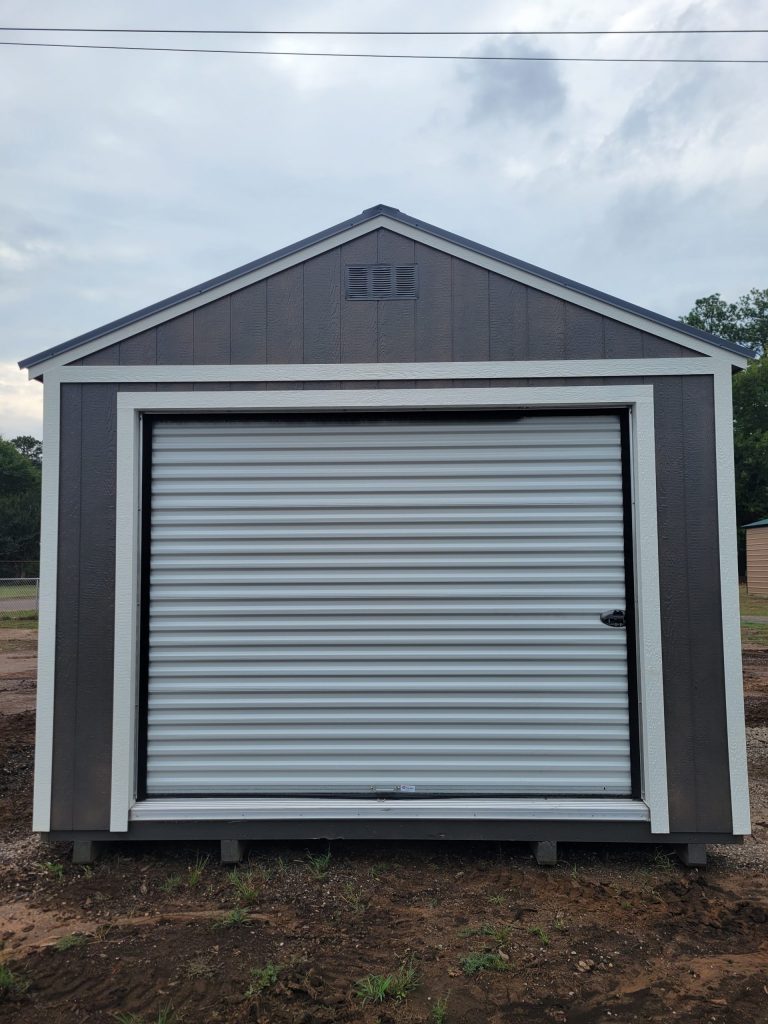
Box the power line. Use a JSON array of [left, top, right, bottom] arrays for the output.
[[0, 40, 766, 63], [0, 26, 767, 36]]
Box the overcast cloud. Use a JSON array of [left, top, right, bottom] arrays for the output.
[[1, 0, 766, 436]]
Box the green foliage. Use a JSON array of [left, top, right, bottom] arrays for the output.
[[460, 950, 508, 975], [186, 853, 208, 887], [113, 1007, 174, 1024], [354, 961, 419, 1004], [10, 435, 42, 467], [431, 996, 450, 1023], [0, 963, 29, 996], [54, 933, 89, 951], [733, 356, 768, 531], [246, 963, 280, 996], [0, 436, 41, 563], [217, 906, 248, 928], [228, 867, 262, 904], [529, 926, 550, 945], [680, 289, 768, 356], [305, 848, 331, 878]]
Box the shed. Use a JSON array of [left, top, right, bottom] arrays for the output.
[[744, 519, 768, 596], [19, 205, 751, 866]]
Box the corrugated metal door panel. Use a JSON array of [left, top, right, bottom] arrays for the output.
[[145, 414, 631, 797]]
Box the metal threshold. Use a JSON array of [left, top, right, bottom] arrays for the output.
[[130, 797, 650, 823]]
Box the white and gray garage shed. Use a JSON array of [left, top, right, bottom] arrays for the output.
[[20, 205, 751, 865]]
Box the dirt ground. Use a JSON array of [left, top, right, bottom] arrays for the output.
[[2, 630, 768, 1023]]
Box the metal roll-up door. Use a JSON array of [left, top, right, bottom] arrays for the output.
[[145, 413, 632, 797]]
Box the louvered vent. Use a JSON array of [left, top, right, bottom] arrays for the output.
[[345, 264, 418, 300]]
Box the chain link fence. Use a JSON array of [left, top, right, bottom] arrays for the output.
[[0, 577, 40, 623]]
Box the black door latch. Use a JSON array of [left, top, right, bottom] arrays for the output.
[[600, 609, 626, 628]]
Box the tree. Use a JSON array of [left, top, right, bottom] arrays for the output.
[[681, 289, 768, 566], [733, 359, 768, 530], [0, 437, 41, 566], [680, 288, 768, 357], [10, 435, 42, 467]]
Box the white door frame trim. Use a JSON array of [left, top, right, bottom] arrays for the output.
[[108, 384, 669, 832]]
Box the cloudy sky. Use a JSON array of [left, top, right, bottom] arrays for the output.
[[1, 0, 766, 437]]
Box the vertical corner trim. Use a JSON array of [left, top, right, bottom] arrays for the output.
[[714, 366, 751, 834], [32, 371, 61, 832]]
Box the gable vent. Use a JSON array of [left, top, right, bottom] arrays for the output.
[[345, 264, 418, 300]]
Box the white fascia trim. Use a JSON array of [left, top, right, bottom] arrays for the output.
[[110, 384, 668, 833], [130, 797, 650, 823], [32, 378, 60, 832], [57, 357, 716, 385], [28, 215, 747, 378], [714, 366, 751, 834]]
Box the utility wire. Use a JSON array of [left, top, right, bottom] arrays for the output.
[[0, 26, 767, 36], [0, 40, 766, 63]]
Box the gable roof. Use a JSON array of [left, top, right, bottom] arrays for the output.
[[744, 518, 768, 529], [19, 203, 751, 375]]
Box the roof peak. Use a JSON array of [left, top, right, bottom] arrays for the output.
[[361, 204, 402, 218]]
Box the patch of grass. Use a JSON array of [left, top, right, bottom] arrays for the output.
[[0, 612, 38, 628], [529, 926, 550, 946], [743, 621, 768, 647], [486, 892, 506, 905], [739, 583, 768, 618], [460, 951, 509, 976], [355, 962, 419, 1004], [431, 995, 450, 1023], [217, 907, 249, 928], [246, 963, 280, 996], [186, 957, 214, 979], [0, 963, 29, 996], [306, 848, 331, 878], [42, 860, 65, 881], [229, 867, 261, 905], [340, 882, 369, 913], [186, 853, 209, 888], [161, 873, 184, 893], [54, 933, 89, 952], [459, 922, 511, 943]]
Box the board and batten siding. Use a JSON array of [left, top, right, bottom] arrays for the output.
[[51, 231, 728, 835], [746, 527, 768, 596]]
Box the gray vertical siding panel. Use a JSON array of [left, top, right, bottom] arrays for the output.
[[642, 332, 698, 358], [51, 384, 82, 830], [605, 321, 643, 359], [652, 377, 696, 830], [377, 231, 416, 377], [156, 313, 194, 393], [193, 297, 231, 391], [680, 376, 731, 830], [267, 265, 303, 390], [73, 381, 118, 829], [231, 282, 267, 365], [527, 290, 566, 359], [565, 306, 605, 359], [340, 233, 378, 378], [489, 276, 527, 361], [118, 328, 157, 395], [415, 243, 452, 388], [452, 258, 490, 362], [303, 249, 341, 390]]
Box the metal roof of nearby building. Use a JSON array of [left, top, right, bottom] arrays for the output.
[[18, 203, 753, 370], [744, 518, 768, 529]]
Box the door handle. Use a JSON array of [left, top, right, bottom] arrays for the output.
[[600, 609, 626, 628]]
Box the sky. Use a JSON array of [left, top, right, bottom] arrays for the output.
[[1, 0, 767, 438]]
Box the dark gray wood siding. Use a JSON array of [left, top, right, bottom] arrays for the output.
[[53, 229, 729, 836]]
